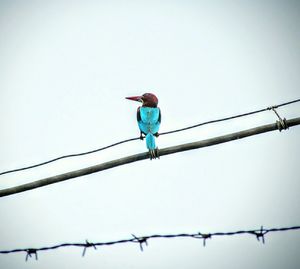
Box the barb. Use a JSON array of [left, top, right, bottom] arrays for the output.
[[252, 226, 267, 244], [25, 249, 38, 261], [82, 240, 97, 257], [0, 226, 299, 260], [199, 233, 212, 247], [0, 98, 300, 176], [132, 234, 149, 251]]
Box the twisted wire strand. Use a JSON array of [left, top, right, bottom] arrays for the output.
[[0, 226, 299, 259]]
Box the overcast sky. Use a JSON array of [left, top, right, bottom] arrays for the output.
[[0, 1, 300, 268]]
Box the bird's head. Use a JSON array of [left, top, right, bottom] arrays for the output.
[[125, 93, 158, 107]]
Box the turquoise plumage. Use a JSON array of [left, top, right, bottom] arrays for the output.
[[138, 106, 161, 150], [126, 93, 161, 159]]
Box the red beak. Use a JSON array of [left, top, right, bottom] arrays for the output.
[[125, 96, 143, 102]]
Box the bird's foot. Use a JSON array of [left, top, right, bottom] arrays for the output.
[[140, 134, 145, 140], [149, 148, 160, 160], [154, 132, 160, 138]]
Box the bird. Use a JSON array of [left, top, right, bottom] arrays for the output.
[[126, 93, 161, 159]]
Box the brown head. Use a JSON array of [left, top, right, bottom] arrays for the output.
[[125, 93, 158, 107]]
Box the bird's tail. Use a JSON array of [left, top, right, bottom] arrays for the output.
[[145, 133, 156, 150]]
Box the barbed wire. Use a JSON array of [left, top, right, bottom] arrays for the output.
[[0, 98, 299, 176], [0, 226, 299, 261]]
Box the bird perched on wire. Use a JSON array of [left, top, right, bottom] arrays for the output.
[[126, 93, 161, 159]]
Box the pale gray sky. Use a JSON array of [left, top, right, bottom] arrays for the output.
[[0, 1, 300, 268]]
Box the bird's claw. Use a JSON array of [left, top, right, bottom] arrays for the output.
[[149, 148, 160, 160], [154, 133, 160, 138], [140, 134, 145, 140]]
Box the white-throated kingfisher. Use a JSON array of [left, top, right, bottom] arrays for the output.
[[126, 93, 161, 159]]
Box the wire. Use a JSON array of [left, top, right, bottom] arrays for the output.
[[0, 225, 299, 260], [0, 137, 140, 176], [1, 116, 299, 198], [1, 98, 300, 176], [160, 98, 300, 135]]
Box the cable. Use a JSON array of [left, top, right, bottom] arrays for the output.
[[0, 226, 299, 260], [160, 98, 300, 135], [0, 137, 140, 176], [1, 98, 299, 176], [1, 116, 299, 198]]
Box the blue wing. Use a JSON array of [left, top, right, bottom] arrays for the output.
[[137, 106, 161, 135]]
